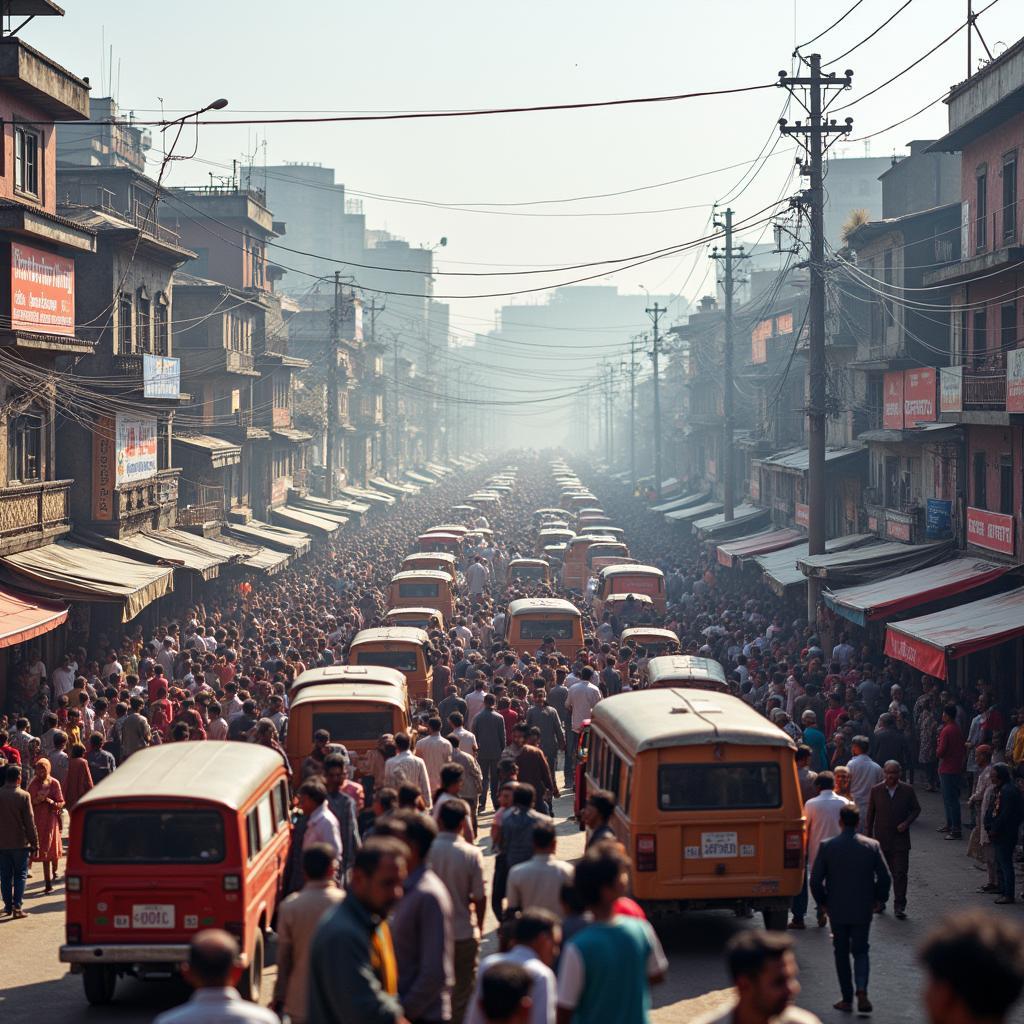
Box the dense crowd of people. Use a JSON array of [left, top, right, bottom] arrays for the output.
[[1, 456, 1024, 1023]]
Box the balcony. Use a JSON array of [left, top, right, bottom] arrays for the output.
[[272, 406, 291, 428], [964, 369, 1006, 409], [110, 468, 180, 533], [0, 478, 71, 555], [191, 410, 270, 444]]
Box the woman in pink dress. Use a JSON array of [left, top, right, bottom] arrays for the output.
[[28, 757, 64, 893]]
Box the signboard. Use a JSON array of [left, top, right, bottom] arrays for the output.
[[940, 366, 963, 412], [751, 318, 772, 365], [794, 502, 809, 528], [966, 506, 1014, 555], [886, 518, 912, 542], [143, 354, 181, 399], [867, 514, 878, 532], [91, 415, 115, 522], [776, 312, 794, 335], [926, 498, 953, 539], [1008, 349, 1024, 413], [749, 474, 760, 500], [885, 627, 948, 680], [115, 414, 158, 484], [10, 242, 74, 336], [903, 367, 936, 424], [883, 371, 905, 429]]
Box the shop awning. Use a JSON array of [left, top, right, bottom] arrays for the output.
[[405, 471, 435, 485], [173, 434, 242, 468], [104, 528, 236, 581], [298, 494, 368, 518], [371, 477, 415, 497], [665, 500, 723, 523], [755, 445, 866, 474], [0, 587, 67, 648], [426, 462, 452, 476], [241, 545, 290, 574], [650, 492, 708, 514], [271, 428, 313, 445], [340, 486, 394, 507], [0, 540, 174, 622], [716, 528, 805, 568], [694, 504, 770, 538], [272, 505, 340, 535], [797, 540, 954, 586], [824, 557, 1014, 626], [885, 587, 1024, 680], [225, 518, 311, 556], [755, 535, 875, 596]]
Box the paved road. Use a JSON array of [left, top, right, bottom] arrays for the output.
[[3, 786, 1023, 1023]]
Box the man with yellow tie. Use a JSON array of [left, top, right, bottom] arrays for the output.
[[309, 836, 411, 1024]]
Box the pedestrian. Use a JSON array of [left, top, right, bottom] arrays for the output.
[[800, 713, 828, 772], [845, 737, 883, 821], [865, 759, 921, 919], [794, 745, 817, 803], [869, 713, 910, 770], [27, 756, 63, 894], [810, 804, 891, 1014], [791, 771, 848, 930], [937, 704, 967, 840], [506, 821, 574, 919], [467, 909, 560, 1024], [323, 753, 361, 883], [581, 789, 616, 849], [919, 910, 1024, 1024], [433, 763, 476, 844], [564, 668, 601, 789], [120, 695, 152, 759], [477, 962, 534, 1024], [555, 845, 667, 1023], [384, 731, 433, 809], [0, 763, 38, 919], [983, 763, 1023, 905], [473, 694, 509, 812], [419, 716, 455, 795], [308, 837, 406, 1024], [451, 734, 484, 835], [297, 779, 343, 864], [272, 843, 344, 1024], [428, 799, 486, 1024], [391, 810, 455, 1023], [691, 930, 822, 1024], [86, 731, 116, 783], [508, 724, 557, 816]]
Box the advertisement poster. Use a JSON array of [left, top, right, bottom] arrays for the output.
[[903, 367, 936, 424], [143, 354, 181, 399], [115, 414, 158, 484], [10, 242, 75, 336], [940, 366, 963, 413], [1007, 349, 1024, 413], [926, 498, 953, 539], [883, 371, 904, 429]]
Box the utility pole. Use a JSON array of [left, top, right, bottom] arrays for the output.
[[325, 270, 341, 500], [779, 56, 853, 620], [711, 208, 749, 521], [628, 335, 639, 493], [646, 303, 667, 499], [392, 332, 401, 479]]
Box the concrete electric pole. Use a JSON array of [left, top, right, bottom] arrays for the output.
[[646, 303, 667, 500]]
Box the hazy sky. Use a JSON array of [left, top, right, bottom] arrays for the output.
[[27, 0, 1020, 343]]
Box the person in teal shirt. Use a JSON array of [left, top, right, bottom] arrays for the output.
[[801, 711, 830, 772], [555, 845, 667, 1023]]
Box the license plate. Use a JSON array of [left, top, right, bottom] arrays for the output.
[[132, 904, 175, 929], [701, 831, 738, 858]]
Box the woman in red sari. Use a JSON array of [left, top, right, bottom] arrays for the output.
[[28, 757, 64, 893]]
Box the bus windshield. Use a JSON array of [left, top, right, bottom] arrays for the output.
[[84, 810, 225, 864]]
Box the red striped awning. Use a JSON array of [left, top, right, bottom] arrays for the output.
[[0, 587, 67, 648], [716, 528, 804, 568]]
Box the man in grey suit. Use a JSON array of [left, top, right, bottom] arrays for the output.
[[811, 804, 891, 1015]]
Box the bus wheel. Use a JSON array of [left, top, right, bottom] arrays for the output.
[[762, 907, 789, 931], [82, 964, 117, 1005], [239, 930, 264, 1002]]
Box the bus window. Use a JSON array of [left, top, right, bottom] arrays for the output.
[[84, 810, 225, 864], [312, 710, 396, 741], [657, 763, 782, 811], [355, 650, 419, 673], [399, 582, 439, 599], [519, 618, 575, 640]]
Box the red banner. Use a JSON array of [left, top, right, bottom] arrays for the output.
[[966, 507, 1014, 555], [886, 519, 912, 542], [883, 371, 904, 429], [885, 628, 948, 679], [903, 367, 936, 424], [794, 502, 809, 528], [11, 242, 75, 336]]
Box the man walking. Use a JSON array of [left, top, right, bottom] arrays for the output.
[[865, 759, 920, 919], [811, 805, 891, 1014], [0, 763, 38, 918], [791, 771, 848, 930], [472, 694, 508, 812], [273, 844, 345, 1024], [564, 667, 601, 792], [525, 689, 565, 781], [506, 822, 574, 919], [384, 731, 433, 808], [846, 737, 883, 822], [418, 717, 454, 796]]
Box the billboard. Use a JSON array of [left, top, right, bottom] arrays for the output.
[[883, 371, 904, 429], [1007, 349, 1024, 413], [115, 414, 158, 484], [143, 354, 181, 399], [10, 242, 75, 336], [903, 367, 936, 424], [940, 366, 963, 413]]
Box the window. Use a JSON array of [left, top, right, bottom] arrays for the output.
[[974, 451, 987, 510], [1000, 455, 1014, 516], [1001, 302, 1018, 354], [976, 168, 988, 251], [1003, 152, 1018, 243], [657, 763, 782, 811], [973, 309, 988, 363], [311, 710, 396, 742], [118, 293, 133, 354], [8, 408, 42, 482], [14, 126, 39, 197], [518, 618, 576, 640], [272, 781, 290, 828], [137, 292, 151, 353], [83, 810, 225, 863], [246, 809, 262, 861], [397, 581, 439, 599], [154, 296, 169, 355], [354, 650, 418, 672]]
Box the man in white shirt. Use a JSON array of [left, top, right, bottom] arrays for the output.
[[417, 716, 454, 794], [467, 910, 559, 1024], [846, 736, 884, 819], [565, 667, 602, 787], [384, 731, 434, 807], [466, 557, 490, 603], [802, 772, 850, 928], [506, 822, 573, 919], [298, 781, 343, 866], [50, 656, 76, 702]]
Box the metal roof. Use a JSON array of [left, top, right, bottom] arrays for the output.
[[755, 445, 865, 473], [289, 682, 409, 710], [591, 690, 795, 756], [390, 570, 453, 583], [507, 598, 581, 616], [350, 627, 432, 646], [647, 655, 727, 687], [292, 665, 407, 690], [76, 742, 285, 811], [598, 563, 664, 579], [620, 627, 680, 644]]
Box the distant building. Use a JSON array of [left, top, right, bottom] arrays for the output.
[[822, 154, 894, 246]]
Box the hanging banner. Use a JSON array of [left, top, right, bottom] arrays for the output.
[[885, 627, 948, 680], [1007, 350, 1024, 413], [115, 414, 158, 484], [91, 415, 115, 522], [883, 371, 904, 429], [903, 367, 936, 424], [940, 366, 963, 413]]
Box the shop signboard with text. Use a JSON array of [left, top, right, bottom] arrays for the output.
[[966, 507, 1014, 555], [940, 366, 963, 413], [903, 367, 936, 424], [115, 414, 158, 484], [143, 355, 181, 399], [1007, 349, 1024, 413], [883, 371, 904, 429], [10, 242, 75, 336]]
